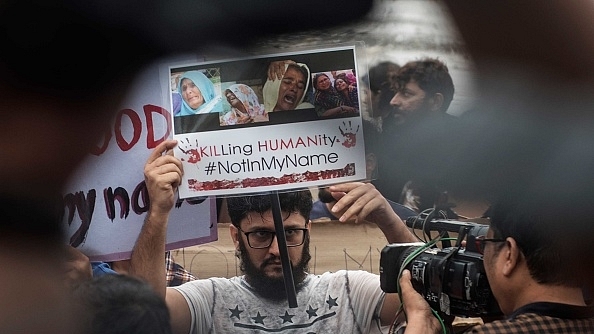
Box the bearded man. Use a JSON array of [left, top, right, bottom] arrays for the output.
[[130, 139, 418, 334]]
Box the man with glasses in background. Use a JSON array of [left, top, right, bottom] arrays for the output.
[[130, 139, 419, 334]]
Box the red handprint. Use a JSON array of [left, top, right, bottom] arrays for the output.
[[177, 138, 201, 164], [339, 121, 360, 148]]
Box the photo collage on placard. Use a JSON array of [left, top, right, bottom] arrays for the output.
[[169, 47, 361, 135]]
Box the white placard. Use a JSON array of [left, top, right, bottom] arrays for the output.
[[168, 45, 368, 198], [62, 60, 217, 262]]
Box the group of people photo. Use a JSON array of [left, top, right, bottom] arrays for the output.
[[169, 53, 361, 131]]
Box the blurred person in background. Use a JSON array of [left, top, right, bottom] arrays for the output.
[[373, 58, 462, 217]]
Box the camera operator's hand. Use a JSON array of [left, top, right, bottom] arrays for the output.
[[328, 182, 417, 243], [399, 269, 442, 334]]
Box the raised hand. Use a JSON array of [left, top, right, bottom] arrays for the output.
[[144, 139, 183, 218], [328, 182, 395, 225], [327, 182, 417, 243]]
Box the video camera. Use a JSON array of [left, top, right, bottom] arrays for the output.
[[380, 218, 502, 318]]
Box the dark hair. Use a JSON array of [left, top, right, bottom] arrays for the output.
[[335, 72, 351, 85], [366, 61, 400, 94], [362, 118, 380, 154], [313, 73, 330, 90], [227, 190, 313, 227], [72, 275, 172, 334], [488, 190, 587, 288], [363, 118, 381, 179], [333, 77, 347, 90], [396, 58, 454, 112], [360, 61, 400, 118]]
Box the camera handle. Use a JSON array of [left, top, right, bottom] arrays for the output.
[[423, 203, 456, 248], [455, 225, 471, 248], [429, 226, 472, 332]]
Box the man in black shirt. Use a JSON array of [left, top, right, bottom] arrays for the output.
[[374, 58, 462, 216]]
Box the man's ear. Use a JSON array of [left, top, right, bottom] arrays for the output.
[[429, 93, 444, 112], [502, 237, 521, 277], [229, 224, 240, 249]]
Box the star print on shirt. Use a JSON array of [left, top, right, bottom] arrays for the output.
[[326, 295, 338, 309], [251, 312, 266, 325], [306, 305, 319, 319], [279, 310, 295, 323], [229, 305, 243, 320]]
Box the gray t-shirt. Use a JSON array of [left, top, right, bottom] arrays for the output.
[[173, 270, 386, 334]]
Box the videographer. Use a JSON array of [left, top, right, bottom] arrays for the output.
[[398, 191, 594, 333]]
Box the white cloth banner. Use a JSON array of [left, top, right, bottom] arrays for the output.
[[62, 61, 217, 262]]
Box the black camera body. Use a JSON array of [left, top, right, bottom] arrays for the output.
[[380, 219, 502, 318]]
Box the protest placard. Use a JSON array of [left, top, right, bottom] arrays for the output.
[[62, 60, 217, 262], [168, 45, 368, 198]]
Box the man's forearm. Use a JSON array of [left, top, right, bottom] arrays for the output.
[[380, 213, 418, 244], [129, 211, 169, 298], [403, 317, 442, 334]]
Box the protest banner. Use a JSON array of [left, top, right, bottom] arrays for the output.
[[168, 45, 368, 198], [62, 60, 217, 262]]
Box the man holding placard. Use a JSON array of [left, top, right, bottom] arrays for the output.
[[130, 139, 418, 334]]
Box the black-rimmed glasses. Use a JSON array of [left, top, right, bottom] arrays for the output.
[[238, 227, 308, 249], [475, 235, 506, 255]]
